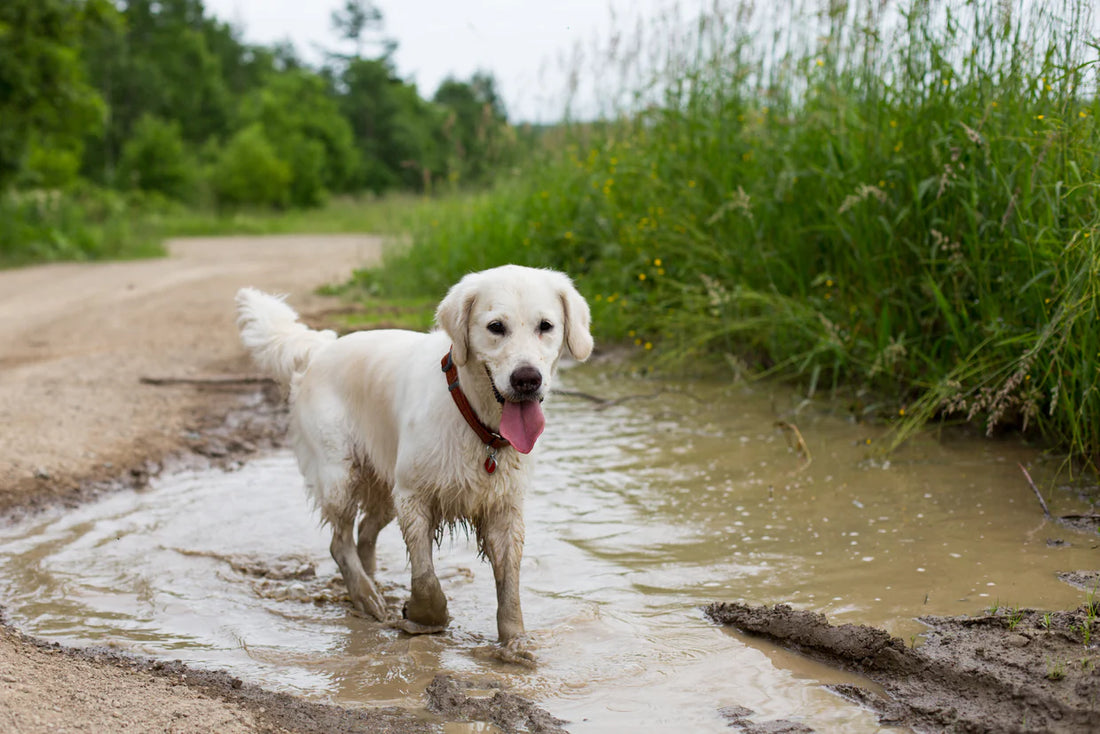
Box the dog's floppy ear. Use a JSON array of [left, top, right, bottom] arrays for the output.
[[558, 275, 594, 361], [436, 277, 477, 365]]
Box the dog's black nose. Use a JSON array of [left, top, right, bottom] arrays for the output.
[[510, 366, 542, 395]]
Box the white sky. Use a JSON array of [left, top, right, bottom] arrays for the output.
[[203, 0, 687, 123]]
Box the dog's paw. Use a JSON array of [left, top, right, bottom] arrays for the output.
[[389, 618, 447, 636]]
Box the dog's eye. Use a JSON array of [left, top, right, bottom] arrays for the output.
[[538, 320, 554, 333], [487, 321, 506, 335]]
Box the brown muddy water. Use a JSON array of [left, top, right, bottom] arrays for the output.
[[0, 367, 1096, 732]]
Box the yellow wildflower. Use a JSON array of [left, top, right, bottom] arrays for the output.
[[654, 258, 662, 267], [644, 342, 653, 350], [638, 273, 647, 281]]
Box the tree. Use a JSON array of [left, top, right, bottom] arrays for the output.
[[433, 72, 512, 184], [0, 0, 109, 188], [330, 0, 393, 59], [337, 57, 446, 192], [80, 0, 236, 183], [238, 69, 359, 205]]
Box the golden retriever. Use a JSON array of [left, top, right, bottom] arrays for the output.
[[235, 266, 592, 657]]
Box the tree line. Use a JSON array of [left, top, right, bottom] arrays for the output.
[[1, 0, 518, 208]]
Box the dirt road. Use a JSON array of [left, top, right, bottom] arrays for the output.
[[0, 235, 377, 509], [0, 235, 438, 733]]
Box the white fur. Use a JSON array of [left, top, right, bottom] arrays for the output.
[[235, 265, 592, 645]]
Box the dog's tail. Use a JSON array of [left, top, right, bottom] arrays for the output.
[[235, 288, 337, 387]]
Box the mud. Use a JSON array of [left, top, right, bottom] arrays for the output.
[[425, 675, 567, 733], [0, 376, 290, 524], [706, 601, 1100, 733]]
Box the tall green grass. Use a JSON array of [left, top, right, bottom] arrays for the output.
[[350, 0, 1100, 464]]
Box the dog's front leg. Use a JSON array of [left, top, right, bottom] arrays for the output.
[[480, 507, 526, 644], [392, 490, 448, 635]]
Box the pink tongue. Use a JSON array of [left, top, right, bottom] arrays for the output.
[[500, 400, 545, 454]]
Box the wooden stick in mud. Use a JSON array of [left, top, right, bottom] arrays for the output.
[[1018, 462, 1053, 519], [140, 375, 275, 386]]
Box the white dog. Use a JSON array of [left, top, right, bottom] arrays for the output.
[[235, 265, 592, 653]]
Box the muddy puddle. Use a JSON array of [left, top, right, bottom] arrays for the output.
[[0, 367, 1096, 732]]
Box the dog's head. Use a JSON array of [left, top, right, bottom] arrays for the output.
[[435, 265, 593, 453]]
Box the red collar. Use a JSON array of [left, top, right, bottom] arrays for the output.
[[441, 349, 510, 473]]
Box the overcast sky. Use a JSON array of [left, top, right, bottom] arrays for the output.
[[202, 0, 688, 122]]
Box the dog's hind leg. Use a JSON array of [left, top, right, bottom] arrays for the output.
[[328, 507, 391, 622], [318, 471, 390, 622], [354, 481, 393, 581]]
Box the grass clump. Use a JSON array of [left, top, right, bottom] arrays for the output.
[[349, 0, 1100, 464]]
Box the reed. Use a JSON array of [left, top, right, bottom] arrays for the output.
[[352, 0, 1100, 464]]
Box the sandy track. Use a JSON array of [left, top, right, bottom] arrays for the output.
[[0, 235, 377, 510], [0, 235, 439, 733]]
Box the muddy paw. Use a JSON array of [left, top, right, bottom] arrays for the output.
[[388, 617, 447, 635]]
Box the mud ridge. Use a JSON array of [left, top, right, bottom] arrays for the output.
[[705, 602, 1100, 733], [426, 674, 568, 734]]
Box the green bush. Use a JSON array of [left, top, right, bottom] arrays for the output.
[[0, 185, 161, 265], [238, 70, 359, 206], [209, 124, 292, 209], [20, 141, 83, 189], [118, 114, 197, 200]]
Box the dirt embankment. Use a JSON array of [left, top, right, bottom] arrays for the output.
[[706, 601, 1100, 733]]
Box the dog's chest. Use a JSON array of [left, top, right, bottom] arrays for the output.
[[406, 448, 529, 519]]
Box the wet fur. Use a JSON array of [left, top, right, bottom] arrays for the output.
[[235, 266, 592, 644]]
